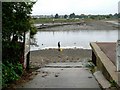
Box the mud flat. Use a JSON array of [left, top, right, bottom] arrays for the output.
[[36, 20, 118, 31]]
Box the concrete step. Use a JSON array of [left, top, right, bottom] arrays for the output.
[[44, 62, 83, 68]]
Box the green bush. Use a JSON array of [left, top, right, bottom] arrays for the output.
[[30, 26, 37, 37], [110, 80, 117, 87], [2, 62, 23, 87], [14, 63, 23, 76], [2, 41, 24, 87], [2, 41, 23, 64]]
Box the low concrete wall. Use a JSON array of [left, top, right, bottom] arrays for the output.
[[90, 42, 119, 87]]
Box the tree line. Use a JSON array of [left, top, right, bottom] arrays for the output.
[[54, 13, 120, 19]]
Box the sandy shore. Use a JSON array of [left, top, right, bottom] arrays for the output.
[[30, 49, 92, 68]]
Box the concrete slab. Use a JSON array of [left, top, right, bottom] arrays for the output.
[[94, 71, 111, 89], [45, 62, 83, 68], [17, 62, 101, 89], [96, 42, 116, 65]]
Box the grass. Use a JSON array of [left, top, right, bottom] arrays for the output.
[[33, 18, 81, 24]]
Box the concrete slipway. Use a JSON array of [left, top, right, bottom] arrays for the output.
[[17, 62, 101, 89]]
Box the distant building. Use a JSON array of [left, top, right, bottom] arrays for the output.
[[31, 15, 67, 19]]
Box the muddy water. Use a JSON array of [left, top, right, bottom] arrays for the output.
[[30, 25, 118, 51]]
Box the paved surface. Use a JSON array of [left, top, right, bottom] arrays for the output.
[[94, 71, 111, 89], [17, 62, 101, 89], [97, 42, 116, 65]]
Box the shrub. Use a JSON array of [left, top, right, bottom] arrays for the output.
[[30, 26, 37, 37], [2, 62, 23, 87]]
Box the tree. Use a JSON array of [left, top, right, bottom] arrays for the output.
[[69, 13, 75, 18], [2, 2, 36, 42], [118, 13, 120, 18], [114, 13, 120, 18], [2, 2, 36, 86], [64, 14, 68, 19], [2, 2, 37, 64], [55, 13, 59, 18]]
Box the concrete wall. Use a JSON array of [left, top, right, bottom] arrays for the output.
[[90, 42, 119, 87]]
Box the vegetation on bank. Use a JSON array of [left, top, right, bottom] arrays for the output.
[[2, 2, 36, 87], [33, 18, 81, 24], [32, 13, 119, 24]]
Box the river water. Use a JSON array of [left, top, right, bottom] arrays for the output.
[[30, 25, 118, 51]]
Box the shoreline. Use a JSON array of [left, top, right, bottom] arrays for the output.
[[34, 22, 81, 29], [30, 46, 91, 51], [30, 49, 92, 68], [35, 20, 118, 30]]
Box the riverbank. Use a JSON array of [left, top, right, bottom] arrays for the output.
[[35, 20, 118, 31], [30, 49, 92, 68], [34, 22, 81, 29]]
